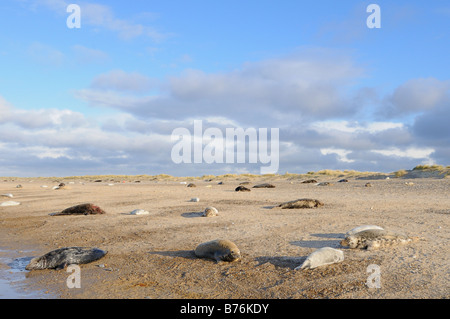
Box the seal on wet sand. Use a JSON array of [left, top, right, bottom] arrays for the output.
[[194, 239, 241, 262], [25, 247, 107, 270], [51, 203, 106, 216], [295, 247, 344, 270], [202, 206, 219, 217], [277, 198, 323, 209], [340, 229, 422, 250]]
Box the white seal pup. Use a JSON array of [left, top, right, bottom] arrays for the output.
[[0, 201, 20, 207], [340, 229, 422, 250], [202, 207, 219, 217], [295, 247, 344, 270], [194, 239, 240, 262], [345, 225, 384, 237], [129, 209, 150, 215], [25, 247, 107, 270]]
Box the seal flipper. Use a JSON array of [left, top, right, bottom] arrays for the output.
[[55, 262, 68, 270]]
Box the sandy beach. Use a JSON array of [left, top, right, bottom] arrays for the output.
[[0, 172, 448, 299]]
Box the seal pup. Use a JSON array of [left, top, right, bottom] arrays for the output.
[[51, 203, 106, 216], [340, 229, 422, 250], [194, 239, 240, 263], [202, 206, 219, 217], [129, 209, 150, 215], [235, 186, 251, 192], [1, 194, 14, 198], [295, 247, 344, 270], [25, 247, 107, 270], [277, 198, 323, 209], [345, 225, 384, 237]]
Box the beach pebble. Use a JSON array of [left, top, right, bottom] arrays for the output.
[[1, 201, 21, 207], [129, 209, 150, 215]]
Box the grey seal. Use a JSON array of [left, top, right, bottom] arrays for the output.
[[295, 247, 344, 270], [340, 229, 422, 250], [277, 198, 323, 209], [194, 239, 241, 262], [51, 203, 106, 216], [25, 247, 107, 270]]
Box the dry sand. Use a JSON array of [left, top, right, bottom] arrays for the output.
[[0, 174, 448, 299]]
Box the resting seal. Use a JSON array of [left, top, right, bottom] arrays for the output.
[[277, 198, 323, 209], [202, 207, 219, 217], [26, 247, 107, 270], [51, 203, 106, 216], [194, 239, 241, 262], [235, 186, 251, 192], [295, 247, 344, 270], [340, 229, 422, 250]]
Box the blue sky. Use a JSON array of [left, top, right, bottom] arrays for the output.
[[0, 0, 449, 177]]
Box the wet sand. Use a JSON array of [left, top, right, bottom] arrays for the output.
[[0, 175, 448, 299]]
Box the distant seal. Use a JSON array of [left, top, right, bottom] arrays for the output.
[[235, 186, 251, 192], [187, 183, 197, 188], [252, 183, 275, 188], [277, 198, 323, 209], [194, 239, 241, 262], [340, 229, 422, 250], [345, 225, 384, 237], [295, 247, 344, 270], [302, 179, 317, 184], [25, 247, 107, 270], [202, 206, 219, 217], [51, 203, 106, 216], [338, 179, 349, 183], [365, 182, 372, 187], [317, 182, 333, 186]]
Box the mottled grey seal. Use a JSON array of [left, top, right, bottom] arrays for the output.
[[340, 229, 422, 250], [277, 198, 323, 209], [194, 239, 241, 262], [235, 186, 251, 192], [25, 247, 107, 270], [252, 183, 275, 188], [295, 247, 344, 270], [317, 182, 333, 186], [51, 203, 106, 216], [202, 206, 219, 217], [302, 179, 317, 184]]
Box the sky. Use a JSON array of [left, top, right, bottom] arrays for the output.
[[0, 0, 449, 177]]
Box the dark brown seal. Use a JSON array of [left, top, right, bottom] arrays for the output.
[[235, 186, 251, 192], [26, 247, 107, 270]]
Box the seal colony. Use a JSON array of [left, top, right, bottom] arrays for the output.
[[5, 175, 436, 299]]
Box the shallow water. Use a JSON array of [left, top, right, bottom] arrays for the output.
[[0, 249, 54, 299]]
